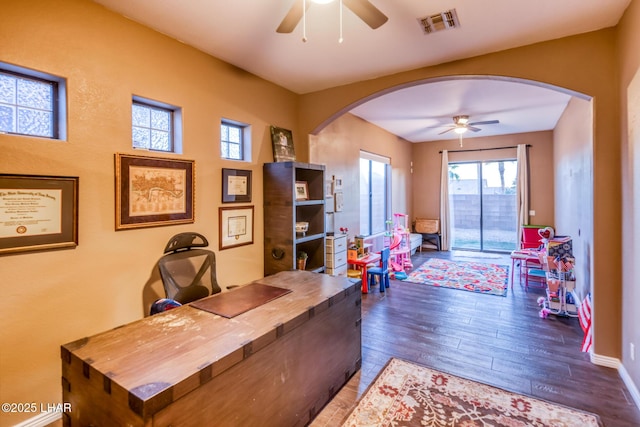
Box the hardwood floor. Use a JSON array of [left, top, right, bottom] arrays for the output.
[[311, 249, 640, 427]]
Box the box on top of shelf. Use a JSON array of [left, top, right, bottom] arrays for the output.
[[547, 236, 573, 258]]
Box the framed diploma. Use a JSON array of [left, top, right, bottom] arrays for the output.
[[0, 174, 79, 255], [115, 153, 195, 230], [218, 205, 254, 250], [222, 168, 252, 203]]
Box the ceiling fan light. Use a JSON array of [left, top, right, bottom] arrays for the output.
[[454, 126, 467, 134], [454, 115, 469, 125]]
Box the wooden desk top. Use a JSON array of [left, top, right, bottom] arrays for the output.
[[61, 271, 360, 416]]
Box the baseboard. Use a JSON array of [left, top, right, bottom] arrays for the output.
[[592, 352, 640, 411], [13, 411, 61, 427], [619, 363, 640, 410]]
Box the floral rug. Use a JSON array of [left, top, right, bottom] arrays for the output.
[[341, 358, 603, 427], [403, 258, 509, 297]]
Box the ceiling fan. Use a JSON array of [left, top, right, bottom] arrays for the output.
[[437, 115, 500, 135], [277, 0, 389, 34]]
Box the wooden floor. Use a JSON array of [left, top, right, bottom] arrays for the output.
[[45, 249, 639, 427], [311, 249, 640, 427]]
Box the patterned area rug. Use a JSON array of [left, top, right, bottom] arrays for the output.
[[342, 358, 603, 427], [404, 258, 509, 297]]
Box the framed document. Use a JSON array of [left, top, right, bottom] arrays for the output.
[[222, 168, 252, 203], [219, 206, 254, 250], [0, 174, 78, 255], [295, 181, 309, 201], [115, 153, 195, 230]]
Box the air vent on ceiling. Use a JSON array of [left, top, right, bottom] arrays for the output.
[[418, 9, 460, 34]]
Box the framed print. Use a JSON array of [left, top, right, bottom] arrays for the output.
[[335, 191, 344, 212], [333, 176, 343, 191], [219, 205, 254, 250], [0, 174, 78, 255], [222, 168, 252, 203], [270, 126, 296, 162], [295, 181, 309, 200], [115, 153, 194, 230]]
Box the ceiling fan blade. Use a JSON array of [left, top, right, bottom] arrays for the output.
[[276, 0, 309, 33], [438, 128, 455, 135], [468, 126, 482, 132], [468, 120, 499, 126], [343, 0, 389, 29]]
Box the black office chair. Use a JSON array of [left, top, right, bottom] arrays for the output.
[[157, 232, 222, 305]]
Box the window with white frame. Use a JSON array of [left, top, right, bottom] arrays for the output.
[[0, 63, 67, 140], [132, 97, 182, 153], [359, 151, 391, 236], [221, 119, 250, 161]]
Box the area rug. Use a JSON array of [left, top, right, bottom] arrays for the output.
[[403, 258, 509, 297], [341, 358, 603, 427]]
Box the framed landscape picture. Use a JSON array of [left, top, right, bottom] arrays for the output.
[[270, 126, 296, 162], [115, 153, 195, 230]]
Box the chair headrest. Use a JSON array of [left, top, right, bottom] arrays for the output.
[[163, 232, 209, 253]]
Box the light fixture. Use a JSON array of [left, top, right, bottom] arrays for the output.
[[302, 0, 344, 43], [453, 126, 467, 134]]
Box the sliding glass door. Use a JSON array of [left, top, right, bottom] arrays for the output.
[[448, 160, 517, 252]]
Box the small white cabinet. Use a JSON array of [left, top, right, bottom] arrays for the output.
[[326, 234, 348, 276]]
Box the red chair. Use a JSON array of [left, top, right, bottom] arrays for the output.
[[521, 225, 549, 249]]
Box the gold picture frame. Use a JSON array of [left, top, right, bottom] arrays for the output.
[[115, 153, 195, 230], [0, 174, 78, 255], [219, 205, 254, 250]]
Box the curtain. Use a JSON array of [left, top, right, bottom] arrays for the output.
[[516, 144, 529, 248], [440, 150, 450, 250]]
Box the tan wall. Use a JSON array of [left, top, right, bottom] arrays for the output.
[[309, 113, 413, 236], [618, 0, 640, 391], [411, 131, 555, 227], [0, 1, 298, 425], [300, 29, 622, 360], [553, 97, 594, 301]]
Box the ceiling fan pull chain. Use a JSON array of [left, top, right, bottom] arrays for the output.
[[339, 0, 344, 43], [302, 0, 308, 42]]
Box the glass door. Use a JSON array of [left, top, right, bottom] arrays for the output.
[[448, 160, 517, 252]]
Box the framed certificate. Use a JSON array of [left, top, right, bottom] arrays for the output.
[[222, 168, 252, 203], [218, 205, 254, 250], [0, 174, 78, 255]]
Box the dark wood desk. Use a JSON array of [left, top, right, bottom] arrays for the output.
[[61, 271, 361, 427]]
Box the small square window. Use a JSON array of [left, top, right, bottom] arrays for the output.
[[0, 64, 65, 140], [132, 101, 174, 152], [221, 121, 246, 161]]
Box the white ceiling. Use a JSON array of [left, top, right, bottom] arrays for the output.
[[92, 0, 630, 142]]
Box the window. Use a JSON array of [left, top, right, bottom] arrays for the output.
[[359, 151, 391, 236], [132, 96, 182, 153], [0, 63, 66, 140], [221, 119, 250, 161]]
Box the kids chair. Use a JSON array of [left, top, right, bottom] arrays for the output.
[[367, 247, 390, 293]]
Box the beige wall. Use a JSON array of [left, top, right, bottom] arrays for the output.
[[618, 0, 640, 392], [553, 97, 594, 301], [0, 1, 299, 425], [411, 131, 555, 226], [309, 113, 413, 236]]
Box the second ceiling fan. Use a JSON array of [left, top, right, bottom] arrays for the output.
[[437, 115, 500, 135], [277, 0, 388, 34]]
